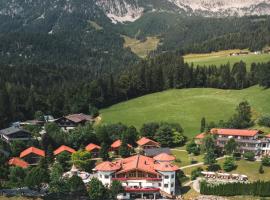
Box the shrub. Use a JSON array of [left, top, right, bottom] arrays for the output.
[[233, 152, 241, 160], [243, 152, 255, 161], [258, 115, 270, 127], [262, 156, 270, 167], [186, 140, 200, 155], [207, 164, 221, 172], [223, 157, 237, 172], [191, 167, 203, 180], [259, 164, 264, 174]]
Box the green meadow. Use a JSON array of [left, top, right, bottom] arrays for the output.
[[101, 86, 270, 138]]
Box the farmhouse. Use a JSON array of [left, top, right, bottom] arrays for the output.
[[20, 147, 45, 165], [55, 113, 94, 131], [85, 143, 101, 157], [195, 128, 270, 156], [0, 127, 32, 143], [137, 137, 160, 149], [94, 154, 178, 199]]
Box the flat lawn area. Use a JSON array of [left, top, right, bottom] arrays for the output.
[[171, 150, 204, 167], [123, 35, 159, 58], [182, 159, 270, 182], [184, 49, 270, 70], [101, 86, 270, 138]]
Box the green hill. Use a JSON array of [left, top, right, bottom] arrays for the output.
[[100, 86, 270, 138]]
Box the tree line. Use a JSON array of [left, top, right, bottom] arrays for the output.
[[0, 52, 270, 128]]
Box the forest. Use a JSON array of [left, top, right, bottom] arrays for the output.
[[0, 52, 269, 128]]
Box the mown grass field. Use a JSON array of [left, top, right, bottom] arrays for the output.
[[100, 86, 270, 138], [171, 150, 204, 167], [123, 35, 160, 58], [184, 49, 270, 69]]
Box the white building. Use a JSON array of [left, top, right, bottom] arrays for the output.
[[93, 154, 179, 199]]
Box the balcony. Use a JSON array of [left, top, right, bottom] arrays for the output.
[[216, 137, 260, 144], [124, 187, 160, 193], [112, 177, 161, 181]]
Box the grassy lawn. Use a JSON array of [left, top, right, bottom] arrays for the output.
[[101, 85, 270, 139], [123, 35, 160, 58], [171, 150, 204, 167], [184, 49, 270, 70]]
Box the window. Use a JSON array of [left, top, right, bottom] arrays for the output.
[[171, 183, 174, 187], [105, 175, 109, 179], [164, 175, 169, 179], [99, 174, 102, 178], [164, 184, 168, 188], [171, 174, 174, 178], [158, 183, 161, 187]]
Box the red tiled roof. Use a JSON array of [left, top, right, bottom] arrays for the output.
[[153, 153, 175, 162], [94, 154, 179, 173], [154, 162, 179, 172], [85, 143, 101, 152], [65, 113, 92, 123], [266, 134, 270, 138], [211, 128, 259, 137], [137, 137, 160, 147], [20, 147, 45, 158], [8, 157, 29, 168], [111, 140, 132, 149], [195, 133, 206, 139], [54, 145, 76, 155], [95, 161, 121, 171]]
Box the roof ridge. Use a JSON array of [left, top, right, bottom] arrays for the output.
[[135, 154, 140, 168]]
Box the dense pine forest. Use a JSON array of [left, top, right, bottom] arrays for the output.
[[0, 52, 269, 128]]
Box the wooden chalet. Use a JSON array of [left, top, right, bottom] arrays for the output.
[[137, 137, 160, 149], [8, 157, 29, 168], [55, 113, 94, 131], [54, 145, 76, 156], [110, 139, 132, 153]]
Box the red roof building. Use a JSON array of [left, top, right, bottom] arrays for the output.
[[94, 154, 179, 197], [54, 145, 76, 155], [211, 128, 260, 137], [8, 157, 29, 168], [195, 133, 206, 139], [111, 140, 132, 150], [153, 153, 176, 162], [20, 147, 45, 158], [85, 143, 101, 152], [19, 147, 45, 165], [137, 137, 160, 149]]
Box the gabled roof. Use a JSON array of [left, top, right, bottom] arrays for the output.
[[20, 147, 45, 158], [65, 113, 93, 123], [153, 153, 175, 162], [8, 157, 29, 168], [54, 145, 76, 155], [86, 143, 101, 152], [211, 128, 259, 137], [195, 133, 206, 139], [154, 162, 179, 172], [111, 140, 132, 149], [137, 137, 160, 147], [0, 127, 30, 136]]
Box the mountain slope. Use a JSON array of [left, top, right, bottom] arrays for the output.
[[101, 86, 270, 137]]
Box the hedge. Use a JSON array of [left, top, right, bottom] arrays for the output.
[[200, 181, 270, 197]]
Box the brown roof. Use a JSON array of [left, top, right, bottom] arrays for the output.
[[65, 113, 93, 123], [137, 137, 160, 147], [20, 147, 45, 158], [211, 128, 259, 137]]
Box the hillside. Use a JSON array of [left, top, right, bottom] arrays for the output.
[[101, 86, 270, 138], [184, 50, 270, 69]]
